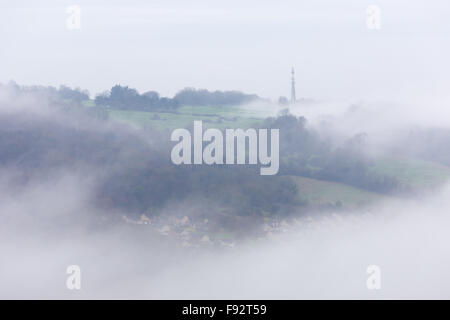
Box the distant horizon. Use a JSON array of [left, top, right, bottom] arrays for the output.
[[1, 0, 449, 102], [1, 79, 261, 99]]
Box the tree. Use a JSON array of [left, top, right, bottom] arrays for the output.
[[174, 88, 260, 106], [58, 85, 89, 103], [94, 85, 178, 111], [278, 96, 289, 105]]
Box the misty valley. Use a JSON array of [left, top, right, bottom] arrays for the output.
[[1, 82, 450, 299], [3, 0, 450, 306]]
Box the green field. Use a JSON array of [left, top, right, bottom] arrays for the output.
[[101, 104, 267, 130], [290, 176, 386, 208], [290, 157, 450, 209], [370, 157, 450, 190], [82, 98, 275, 130]]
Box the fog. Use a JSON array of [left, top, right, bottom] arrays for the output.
[[2, 0, 450, 300], [0, 87, 450, 299], [1, 0, 450, 100], [1, 169, 450, 299]]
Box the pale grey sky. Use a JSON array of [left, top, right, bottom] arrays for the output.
[[0, 0, 449, 100]]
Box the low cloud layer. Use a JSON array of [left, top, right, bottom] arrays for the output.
[[1, 170, 450, 299], [1, 85, 450, 299]]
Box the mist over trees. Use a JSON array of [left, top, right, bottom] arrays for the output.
[[392, 128, 450, 167], [2, 81, 430, 225], [0, 82, 407, 223], [94, 85, 179, 111], [0, 99, 298, 222], [173, 87, 260, 107], [0, 97, 400, 230], [94, 85, 262, 111], [58, 85, 89, 103], [263, 113, 400, 193], [0, 81, 90, 105], [1, 82, 262, 113]]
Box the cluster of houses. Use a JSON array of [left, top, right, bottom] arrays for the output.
[[121, 211, 344, 246], [122, 214, 236, 248]]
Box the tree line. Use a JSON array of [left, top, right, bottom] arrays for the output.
[[94, 85, 261, 111], [1, 82, 261, 111]]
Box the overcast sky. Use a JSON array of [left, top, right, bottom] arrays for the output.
[[0, 0, 449, 101]]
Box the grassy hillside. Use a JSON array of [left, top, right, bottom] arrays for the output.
[[290, 176, 386, 209], [289, 159, 450, 210], [370, 157, 450, 190], [84, 101, 268, 130], [82, 100, 450, 204]]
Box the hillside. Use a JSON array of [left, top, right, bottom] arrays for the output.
[[83, 100, 450, 205], [370, 157, 450, 191], [290, 175, 386, 209]]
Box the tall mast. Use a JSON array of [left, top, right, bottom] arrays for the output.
[[291, 67, 296, 104]]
